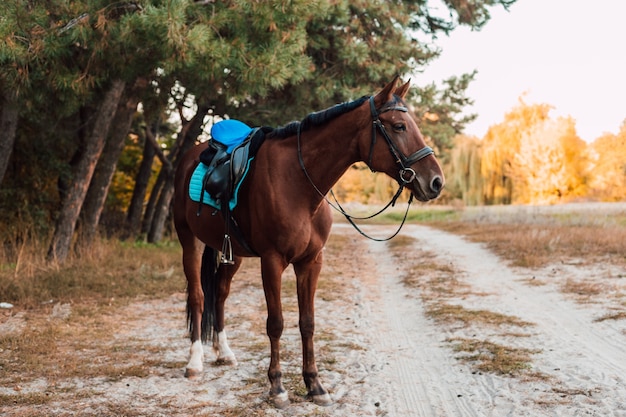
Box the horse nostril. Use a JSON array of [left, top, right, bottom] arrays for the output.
[[430, 176, 443, 193]]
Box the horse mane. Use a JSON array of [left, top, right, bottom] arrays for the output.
[[268, 95, 370, 139]]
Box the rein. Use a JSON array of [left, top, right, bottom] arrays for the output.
[[296, 95, 433, 241]]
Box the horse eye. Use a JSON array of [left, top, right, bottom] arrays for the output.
[[393, 123, 406, 132]]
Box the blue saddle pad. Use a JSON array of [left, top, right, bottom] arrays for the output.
[[211, 119, 253, 153], [188, 158, 254, 211]]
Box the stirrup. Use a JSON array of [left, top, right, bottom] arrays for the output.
[[220, 234, 235, 264]]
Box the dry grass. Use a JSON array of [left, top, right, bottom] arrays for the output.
[[432, 207, 626, 269], [414, 203, 626, 377], [0, 238, 184, 309], [594, 311, 626, 322], [427, 304, 533, 328], [0, 304, 184, 389], [447, 337, 541, 376], [387, 238, 469, 300], [560, 279, 605, 299]]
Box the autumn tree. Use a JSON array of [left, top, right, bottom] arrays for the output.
[[511, 116, 587, 204], [587, 123, 626, 201], [480, 99, 552, 204]]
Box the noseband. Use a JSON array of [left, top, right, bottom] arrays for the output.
[[367, 96, 434, 185]]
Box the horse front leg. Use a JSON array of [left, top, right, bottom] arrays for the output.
[[294, 253, 332, 406], [261, 256, 289, 408]]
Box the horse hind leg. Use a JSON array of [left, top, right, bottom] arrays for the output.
[[180, 237, 205, 379], [184, 245, 240, 378], [212, 255, 241, 365]]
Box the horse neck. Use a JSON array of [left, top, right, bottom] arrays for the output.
[[296, 112, 368, 198]]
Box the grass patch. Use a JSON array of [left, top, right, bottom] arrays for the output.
[[332, 206, 461, 225], [385, 233, 417, 250], [448, 337, 540, 376], [560, 279, 604, 299], [427, 303, 533, 328], [0, 392, 53, 407], [387, 226, 541, 378], [377, 207, 460, 224], [432, 214, 626, 269], [318, 233, 370, 303], [0, 239, 184, 309], [395, 248, 468, 300], [594, 311, 626, 322]]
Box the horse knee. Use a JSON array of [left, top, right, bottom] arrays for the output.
[[266, 317, 284, 339], [299, 316, 315, 337]]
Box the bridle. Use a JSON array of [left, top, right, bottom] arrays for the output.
[[297, 95, 435, 241], [367, 96, 434, 184]]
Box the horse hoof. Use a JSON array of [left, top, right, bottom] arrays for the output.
[[309, 392, 333, 407], [215, 357, 238, 366], [184, 368, 203, 379], [270, 391, 290, 409]]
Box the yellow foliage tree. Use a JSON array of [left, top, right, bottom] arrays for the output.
[[587, 122, 626, 201], [512, 116, 587, 204], [480, 98, 553, 204]]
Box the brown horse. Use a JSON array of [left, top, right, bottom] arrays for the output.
[[173, 77, 444, 408]]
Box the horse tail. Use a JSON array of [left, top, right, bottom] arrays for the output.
[[201, 245, 219, 343], [187, 245, 218, 343]]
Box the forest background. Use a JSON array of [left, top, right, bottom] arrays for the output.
[[1, 0, 625, 264]]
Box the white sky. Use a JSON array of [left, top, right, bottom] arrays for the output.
[[414, 0, 626, 142]]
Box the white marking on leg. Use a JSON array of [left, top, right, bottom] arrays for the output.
[[185, 340, 204, 377], [271, 391, 290, 409], [213, 330, 237, 365]]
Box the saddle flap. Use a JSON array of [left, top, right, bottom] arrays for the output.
[[230, 137, 253, 183], [200, 128, 257, 204]]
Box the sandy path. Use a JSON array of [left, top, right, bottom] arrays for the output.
[[367, 238, 480, 417], [375, 224, 626, 417]]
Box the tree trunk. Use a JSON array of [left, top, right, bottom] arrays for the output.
[[145, 104, 210, 243], [80, 78, 146, 245], [47, 79, 126, 262], [125, 125, 158, 238], [141, 166, 164, 236], [146, 174, 175, 243], [0, 90, 19, 185]]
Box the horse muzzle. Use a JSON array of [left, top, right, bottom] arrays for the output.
[[408, 172, 444, 202]]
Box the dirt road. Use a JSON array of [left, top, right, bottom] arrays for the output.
[[3, 223, 626, 416], [367, 224, 626, 417]]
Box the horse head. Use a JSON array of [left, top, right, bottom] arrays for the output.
[[364, 77, 445, 202]]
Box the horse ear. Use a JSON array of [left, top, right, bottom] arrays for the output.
[[394, 78, 411, 99], [374, 76, 400, 107]]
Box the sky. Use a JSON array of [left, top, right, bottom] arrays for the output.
[[414, 0, 626, 142]]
